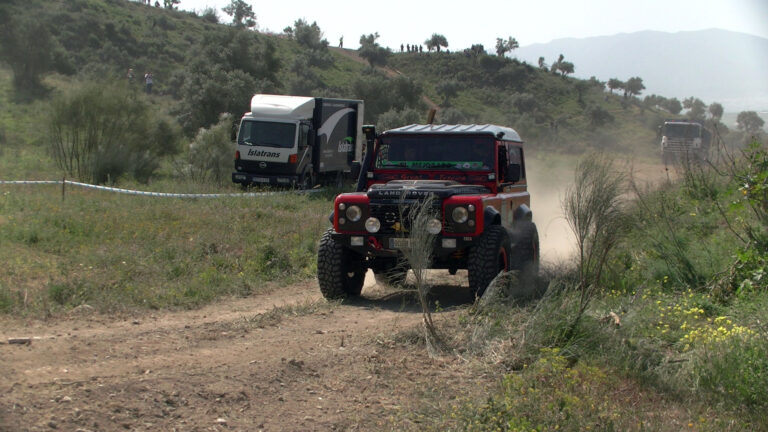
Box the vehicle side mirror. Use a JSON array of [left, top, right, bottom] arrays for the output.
[[506, 163, 521, 183], [308, 133, 315, 147]]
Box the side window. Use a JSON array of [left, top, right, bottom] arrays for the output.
[[507, 144, 525, 180], [299, 123, 310, 148], [497, 145, 508, 180]]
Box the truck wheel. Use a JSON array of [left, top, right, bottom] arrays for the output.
[[510, 221, 540, 279], [317, 229, 365, 299], [468, 225, 511, 297], [298, 172, 314, 190]]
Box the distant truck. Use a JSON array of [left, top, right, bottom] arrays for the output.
[[660, 119, 711, 164], [232, 94, 364, 188]]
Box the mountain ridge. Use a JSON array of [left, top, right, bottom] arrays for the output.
[[515, 28, 768, 111]]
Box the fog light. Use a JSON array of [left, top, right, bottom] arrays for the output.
[[351, 236, 364, 246], [468, 220, 475, 227], [442, 238, 457, 249], [426, 218, 442, 235], [365, 217, 381, 233], [339, 217, 346, 225]]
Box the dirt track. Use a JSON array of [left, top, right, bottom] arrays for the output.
[[0, 273, 494, 432]]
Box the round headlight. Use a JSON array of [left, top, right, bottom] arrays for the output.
[[346, 205, 362, 222], [365, 217, 381, 233], [426, 218, 442, 235], [452, 206, 469, 224]]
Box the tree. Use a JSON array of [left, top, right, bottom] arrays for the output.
[[558, 61, 574, 77], [163, 0, 180, 9], [465, 44, 485, 57], [537, 56, 547, 70], [0, 15, 55, 93], [709, 102, 724, 121], [624, 76, 645, 98], [424, 34, 448, 52], [495, 36, 519, 57], [291, 19, 333, 68], [586, 105, 614, 127], [222, 0, 256, 29], [435, 80, 461, 106], [550, 54, 564, 73], [50, 81, 175, 184], [292, 19, 327, 50], [683, 97, 707, 122], [737, 111, 765, 134], [358, 33, 390, 68], [607, 78, 624, 95], [665, 98, 683, 115]]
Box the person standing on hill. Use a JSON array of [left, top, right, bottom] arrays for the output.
[[144, 72, 153, 94]]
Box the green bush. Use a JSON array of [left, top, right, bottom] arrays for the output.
[[49, 80, 173, 183], [181, 113, 234, 184]]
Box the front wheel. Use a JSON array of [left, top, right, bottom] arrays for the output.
[[317, 229, 365, 299], [468, 225, 511, 297]]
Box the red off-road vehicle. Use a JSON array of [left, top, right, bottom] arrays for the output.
[[317, 124, 539, 299]]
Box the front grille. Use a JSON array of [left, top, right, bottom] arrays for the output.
[[369, 200, 442, 235], [665, 139, 696, 153]]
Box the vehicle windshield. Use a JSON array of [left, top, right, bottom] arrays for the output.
[[374, 135, 494, 170], [238, 120, 296, 148], [664, 123, 701, 139]]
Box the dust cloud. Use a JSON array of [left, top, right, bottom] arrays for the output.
[[527, 155, 577, 264], [526, 153, 671, 265]]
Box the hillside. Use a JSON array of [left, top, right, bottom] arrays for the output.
[[0, 0, 709, 176], [1, 1, 767, 430], [514, 29, 768, 112]]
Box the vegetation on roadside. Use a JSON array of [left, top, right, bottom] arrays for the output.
[[415, 140, 768, 430], [0, 186, 336, 316]]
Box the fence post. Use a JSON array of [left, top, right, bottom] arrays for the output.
[[62, 177, 65, 201]]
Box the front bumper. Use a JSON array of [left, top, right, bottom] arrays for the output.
[[232, 172, 297, 187], [330, 231, 477, 259]]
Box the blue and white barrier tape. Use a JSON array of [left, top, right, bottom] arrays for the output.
[[0, 180, 323, 198]]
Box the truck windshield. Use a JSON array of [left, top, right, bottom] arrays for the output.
[[238, 120, 296, 148], [664, 123, 701, 139], [375, 135, 494, 170]]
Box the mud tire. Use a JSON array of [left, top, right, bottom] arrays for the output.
[[468, 225, 511, 297], [317, 229, 365, 299]]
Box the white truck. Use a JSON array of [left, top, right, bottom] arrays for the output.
[[232, 94, 364, 188]]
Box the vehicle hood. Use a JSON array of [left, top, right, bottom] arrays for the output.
[[366, 180, 489, 200]]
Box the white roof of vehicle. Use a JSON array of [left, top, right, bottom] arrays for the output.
[[384, 124, 522, 142], [248, 94, 315, 120]]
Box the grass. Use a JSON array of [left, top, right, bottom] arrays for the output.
[[0, 184, 337, 316], [399, 146, 768, 431]]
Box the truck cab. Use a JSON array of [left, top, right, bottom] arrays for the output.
[[233, 95, 363, 188], [317, 124, 539, 299], [660, 120, 711, 164]]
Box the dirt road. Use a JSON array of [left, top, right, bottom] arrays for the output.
[[0, 273, 492, 431]]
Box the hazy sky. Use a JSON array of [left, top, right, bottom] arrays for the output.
[[177, 0, 768, 50]]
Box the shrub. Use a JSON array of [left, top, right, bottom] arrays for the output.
[[49, 80, 170, 184], [180, 113, 234, 184]]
